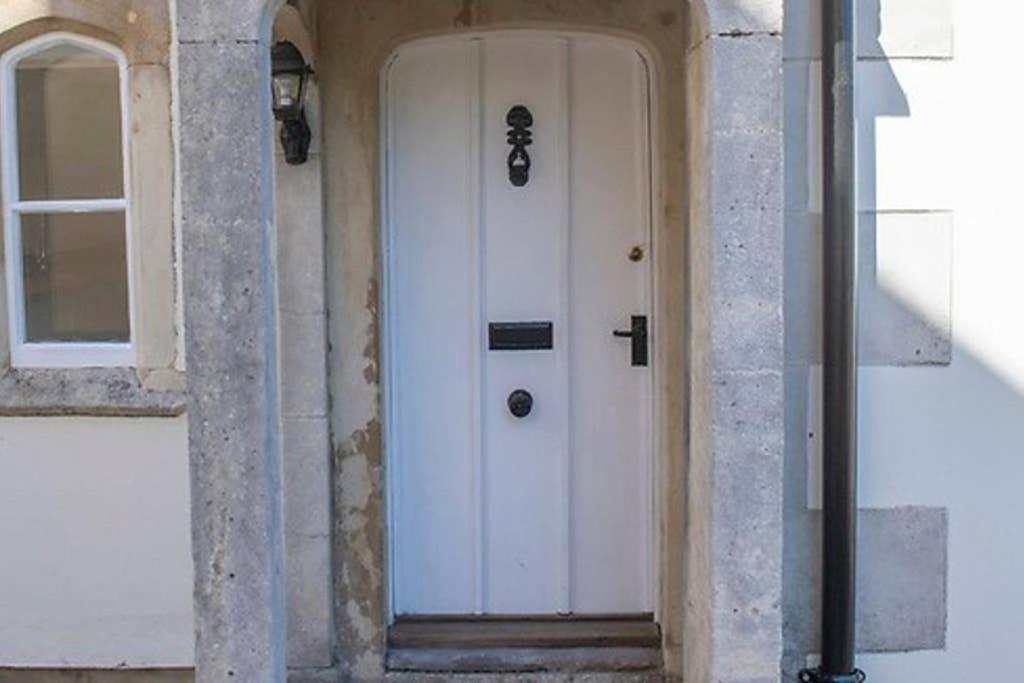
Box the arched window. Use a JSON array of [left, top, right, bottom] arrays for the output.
[[1, 33, 133, 367]]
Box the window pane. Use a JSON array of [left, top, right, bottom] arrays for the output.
[[20, 212, 130, 342], [16, 44, 123, 200]]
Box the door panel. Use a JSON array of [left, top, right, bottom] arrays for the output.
[[568, 39, 653, 612], [481, 35, 569, 614], [386, 32, 654, 616], [386, 41, 479, 614]]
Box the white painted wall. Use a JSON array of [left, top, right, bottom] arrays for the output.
[[860, 3, 1024, 679], [790, 1, 1024, 680], [0, 417, 193, 667]]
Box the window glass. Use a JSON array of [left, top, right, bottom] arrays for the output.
[[15, 44, 123, 200], [20, 212, 130, 342]]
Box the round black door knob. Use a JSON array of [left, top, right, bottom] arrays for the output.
[[507, 389, 533, 418]]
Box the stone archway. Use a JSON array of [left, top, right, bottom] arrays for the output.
[[173, 0, 785, 680]]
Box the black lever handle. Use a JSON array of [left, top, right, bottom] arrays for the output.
[[612, 315, 648, 367]]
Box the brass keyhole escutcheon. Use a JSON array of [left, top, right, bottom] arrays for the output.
[[629, 245, 644, 262]]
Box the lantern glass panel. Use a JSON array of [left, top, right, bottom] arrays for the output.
[[272, 72, 304, 119]]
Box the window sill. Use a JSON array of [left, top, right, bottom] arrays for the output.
[[0, 366, 187, 417]]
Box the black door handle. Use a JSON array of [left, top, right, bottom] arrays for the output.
[[507, 389, 533, 418], [612, 315, 648, 367]]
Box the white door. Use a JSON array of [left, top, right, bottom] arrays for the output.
[[385, 31, 653, 616]]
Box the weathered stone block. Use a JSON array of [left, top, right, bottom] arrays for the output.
[[175, 0, 269, 43], [282, 417, 331, 539], [276, 156, 326, 316], [707, 0, 784, 35], [707, 37, 783, 214], [128, 64, 177, 373], [786, 506, 948, 658], [176, 42, 273, 227], [710, 35, 783, 135], [786, 211, 953, 367], [860, 211, 953, 365], [282, 415, 332, 669], [711, 205, 784, 372], [279, 312, 328, 418], [285, 534, 334, 669], [710, 369, 784, 680]]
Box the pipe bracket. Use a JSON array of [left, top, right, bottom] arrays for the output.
[[798, 668, 866, 683]]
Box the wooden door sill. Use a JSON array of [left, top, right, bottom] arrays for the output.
[[387, 614, 661, 673]]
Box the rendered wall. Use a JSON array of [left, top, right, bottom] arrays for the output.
[[784, 0, 1024, 680], [0, 417, 193, 667]]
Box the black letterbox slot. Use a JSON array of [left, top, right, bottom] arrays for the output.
[[488, 321, 553, 351]]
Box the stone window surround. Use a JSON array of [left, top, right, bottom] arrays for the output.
[[0, 13, 185, 417]]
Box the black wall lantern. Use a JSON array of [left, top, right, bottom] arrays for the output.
[[271, 41, 312, 165]]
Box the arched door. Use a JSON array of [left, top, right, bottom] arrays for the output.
[[384, 31, 655, 616]]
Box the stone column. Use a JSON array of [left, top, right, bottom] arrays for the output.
[[174, 1, 286, 680], [685, 1, 786, 681]]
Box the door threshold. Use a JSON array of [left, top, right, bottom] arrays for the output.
[[387, 615, 661, 673]]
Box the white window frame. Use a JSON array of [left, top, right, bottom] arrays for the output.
[[0, 32, 135, 368]]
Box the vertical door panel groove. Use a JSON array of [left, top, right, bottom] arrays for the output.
[[556, 37, 573, 615], [466, 38, 485, 615]]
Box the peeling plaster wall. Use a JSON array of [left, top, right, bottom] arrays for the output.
[[314, 1, 694, 679]]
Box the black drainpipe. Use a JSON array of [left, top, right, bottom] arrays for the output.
[[800, 1, 865, 682]]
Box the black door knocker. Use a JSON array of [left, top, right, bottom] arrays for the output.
[[506, 105, 533, 187]]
